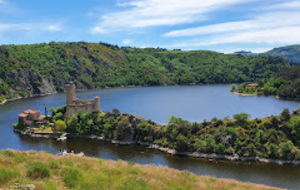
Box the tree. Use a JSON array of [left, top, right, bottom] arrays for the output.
[[267, 143, 279, 158], [230, 84, 237, 92], [50, 107, 56, 117], [53, 112, 63, 121], [233, 113, 250, 124], [279, 141, 294, 158], [289, 116, 300, 146], [280, 108, 290, 122], [55, 120, 67, 133], [112, 108, 120, 115]]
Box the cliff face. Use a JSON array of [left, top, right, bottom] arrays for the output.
[[2, 70, 57, 101]]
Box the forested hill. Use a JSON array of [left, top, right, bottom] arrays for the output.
[[264, 45, 300, 64], [0, 42, 292, 103], [236, 66, 300, 99]]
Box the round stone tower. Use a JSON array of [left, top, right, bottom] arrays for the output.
[[94, 96, 100, 112], [66, 83, 76, 105]]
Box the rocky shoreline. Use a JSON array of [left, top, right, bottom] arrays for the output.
[[231, 91, 256, 96], [14, 129, 300, 165]]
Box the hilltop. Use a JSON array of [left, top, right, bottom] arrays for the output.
[[264, 45, 300, 64], [0, 150, 280, 190], [234, 45, 300, 64], [0, 42, 291, 104]]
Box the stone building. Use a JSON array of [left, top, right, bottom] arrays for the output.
[[18, 109, 45, 127], [65, 83, 100, 117]]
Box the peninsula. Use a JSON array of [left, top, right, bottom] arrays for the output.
[[14, 84, 300, 164]]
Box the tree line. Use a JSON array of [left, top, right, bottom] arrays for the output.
[[29, 107, 300, 160]]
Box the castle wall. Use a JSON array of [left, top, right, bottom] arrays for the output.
[[64, 84, 101, 117], [65, 102, 100, 117]]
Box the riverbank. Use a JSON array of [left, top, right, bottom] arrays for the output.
[[231, 91, 256, 96], [231, 91, 300, 101], [14, 129, 300, 165], [0, 150, 282, 190]]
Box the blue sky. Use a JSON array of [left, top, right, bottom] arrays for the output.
[[0, 0, 300, 53]]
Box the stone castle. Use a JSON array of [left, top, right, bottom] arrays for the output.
[[65, 83, 100, 117]]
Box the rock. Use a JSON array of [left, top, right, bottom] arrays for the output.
[[8, 183, 35, 190]]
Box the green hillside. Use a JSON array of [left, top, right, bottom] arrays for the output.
[[0, 42, 292, 103], [0, 150, 279, 190], [264, 45, 300, 64], [235, 66, 300, 99]]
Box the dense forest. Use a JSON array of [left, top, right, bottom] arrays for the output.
[[264, 45, 300, 64], [15, 107, 300, 160], [234, 66, 300, 99], [0, 42, 292, 103]]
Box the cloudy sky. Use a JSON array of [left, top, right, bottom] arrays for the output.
[[0, 0, 299, 53]]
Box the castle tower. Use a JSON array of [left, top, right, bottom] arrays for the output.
[[66, 83, 76, 105], [93, 96, 100, 112]]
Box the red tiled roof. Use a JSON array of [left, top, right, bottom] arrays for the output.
[[38, 116, 45, 120], [18, 113, 28, 118], [24, 109, 37, 114]]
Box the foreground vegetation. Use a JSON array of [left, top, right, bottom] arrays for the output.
[[0, 41, 292, 103], [0, 150, 280, 190], [16, 107, 300, 161], [233, 66, 300, 99]]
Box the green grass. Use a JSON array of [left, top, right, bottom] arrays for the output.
[[0, 150, 281, 190]]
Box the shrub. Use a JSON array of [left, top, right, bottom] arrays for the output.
[[0, 169, 19, 185], [27, 162, 50, 179], [61, 168, 83, 188], [112, 108, 120, 115], [55, 120, 67, 133]]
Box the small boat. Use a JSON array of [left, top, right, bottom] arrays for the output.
[[56, 133, 68, 141]]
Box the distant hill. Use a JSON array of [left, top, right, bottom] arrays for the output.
[[233, 50, 253, 56], [0, 42, 292, 103], [263, 45, 300, 64]]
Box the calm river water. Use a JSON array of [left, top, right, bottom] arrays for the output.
[[0, 85, 299, 189]]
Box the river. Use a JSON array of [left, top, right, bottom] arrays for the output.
[[0, 85, 299, 189]]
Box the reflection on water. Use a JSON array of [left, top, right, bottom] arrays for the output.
[[0, 85, 300, 189]]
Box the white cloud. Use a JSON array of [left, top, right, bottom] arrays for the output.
[[43, 24, 62, 32], [122, 39, 132, 45], [91, 0, 254, 34], [168, 26, 300, 48], [262, 1, 300, 10], [165, 12, 300, 37], [0, 22, 63, 32], [164, 10, 300, 48], [91, 26, 107, 34]]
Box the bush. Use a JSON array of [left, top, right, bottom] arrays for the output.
[[112, 108, 120, 115], [0, 169, 19, 185], [233, 113, 250, 125], [61, 168, 83, 188], [27, 162, 50, 179], [55, 120, 67, 133]]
